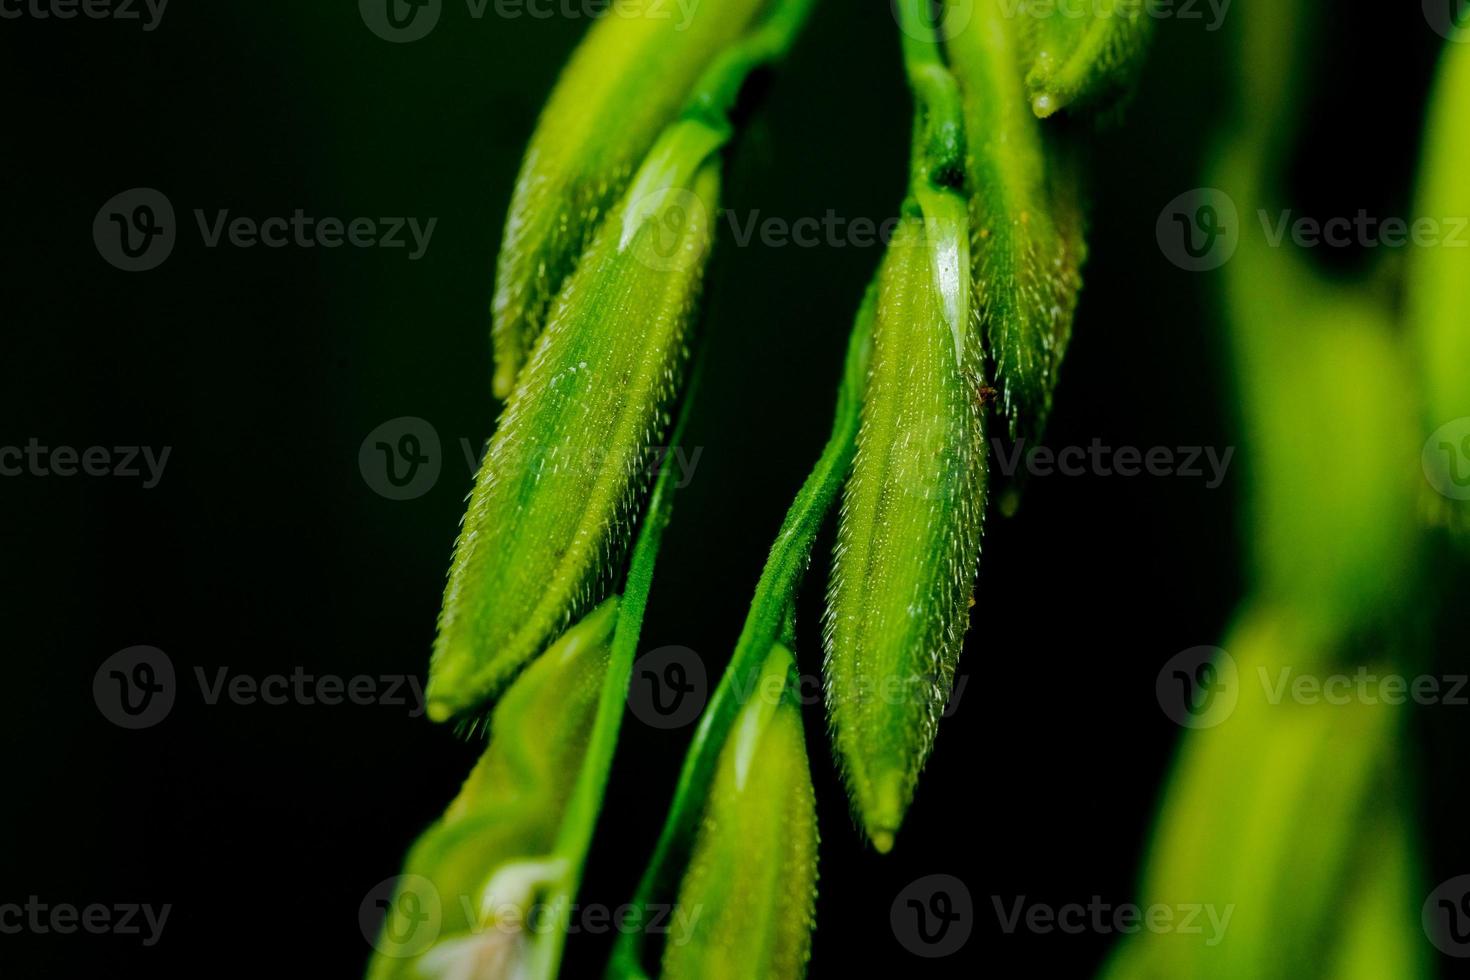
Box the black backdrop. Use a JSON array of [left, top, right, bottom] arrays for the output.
[[1, 1, 1457, 977]]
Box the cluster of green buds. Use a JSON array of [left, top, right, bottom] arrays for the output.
[[822, 0, 1151, 852], [367, 599, 621, 979], [430, 0, 819, 722], [370, 0, 1160, 976], [489, 0, 772, 397], [1104, 1, 1465, 976]]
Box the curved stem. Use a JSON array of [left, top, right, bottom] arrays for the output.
[[896, 0, 966, 194], [608, 284, 876, 978], [682, 0, 820, 132], [529, 354, 703, 980]]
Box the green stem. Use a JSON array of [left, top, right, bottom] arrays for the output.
[[681, 0, 820, 133], [608, 285, 876, 978], [896, 0, 966, 194], [529, 357, 701, 980]]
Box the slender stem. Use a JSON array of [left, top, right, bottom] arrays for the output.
[[528, 6, 822, 975], [896, 0, 966, 194], [529, 355, 703, 980], [681, 0, 820, 131], [608, 285, 876, 978]]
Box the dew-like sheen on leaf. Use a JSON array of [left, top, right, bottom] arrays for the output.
[[824, 209, 986, 851], [431, 130, 721, 720]]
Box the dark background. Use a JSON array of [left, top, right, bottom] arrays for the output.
[[0, 1, 1456, 976]]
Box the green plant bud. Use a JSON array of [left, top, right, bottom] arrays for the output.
[[1408, 35, 1470, 534], [1015, 0, 1154, 118], [824, 203, 987, 852], [946, 0, 1087, 442], [661, 644, 818, 980], [491, 0, 769, 397], [1213, 146, 1420, 628], [1099, 607, 1418, 980], [367, 599, 618, 980], [431, 124, 722, 720]]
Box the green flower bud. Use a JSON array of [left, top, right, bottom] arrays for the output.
[[946, 0, 1086, 442], [431, 123, 722, 720], [1100, 608, 1419, 980], [367, 599, 618, 980], [661, 644, 818, 980], [825, 201, 987, 852], [491, 0, 770, 396], [1014, 0, 1154, 118]]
